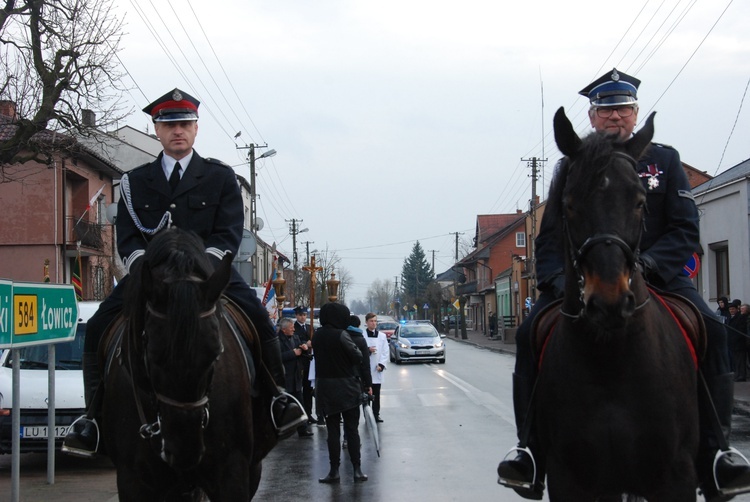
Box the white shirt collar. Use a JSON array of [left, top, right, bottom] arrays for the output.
[[162, 151, 194, 179]]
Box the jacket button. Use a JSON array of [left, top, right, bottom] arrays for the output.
[[144, 204, 149, 208], [202, 202, 206, 206], [170, 203, 176, 209]]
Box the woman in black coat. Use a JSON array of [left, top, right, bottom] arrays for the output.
[[313, 303, 370, 484]]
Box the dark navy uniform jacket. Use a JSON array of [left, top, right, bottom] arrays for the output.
[[536, 142, 700, 294], [113, 151, 274, 340], [117, 151, 243, 273]]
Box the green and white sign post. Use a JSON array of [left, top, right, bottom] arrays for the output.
[[0, 281, 79, 501]]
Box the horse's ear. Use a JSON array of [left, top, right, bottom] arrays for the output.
[[626, 111, 656, 160], [205, 252, 233, 304], [553, 106, 582, 158]]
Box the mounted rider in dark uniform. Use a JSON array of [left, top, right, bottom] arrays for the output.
[[63, 88, 306, 457], [497, 69, 750, 502]]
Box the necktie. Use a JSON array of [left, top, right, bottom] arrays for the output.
[[367, 330, 377, 338], [169, 162, 181, 192]]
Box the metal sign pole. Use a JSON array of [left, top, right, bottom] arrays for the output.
[[47, 343, 56, 484], [11, 348, 20, 502]]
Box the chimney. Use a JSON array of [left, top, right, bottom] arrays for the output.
[[82, 109, 96, 127], [0, 100, 17, 120]]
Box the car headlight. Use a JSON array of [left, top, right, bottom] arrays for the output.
[[434, 340, 443, 348], [397, 341, 409, 349]]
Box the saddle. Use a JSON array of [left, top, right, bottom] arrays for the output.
[[531, 290, 706, 370]]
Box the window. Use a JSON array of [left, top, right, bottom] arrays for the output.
[[516, 232, 526, 248], [713, 244, 730, 299]]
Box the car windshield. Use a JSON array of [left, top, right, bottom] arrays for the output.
[[378, 322, 398, 330], [401, 326, 437, 338], [4, 323, 85, 370]]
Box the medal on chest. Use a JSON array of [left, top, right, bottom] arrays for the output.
[[639, 164, 663, 190]]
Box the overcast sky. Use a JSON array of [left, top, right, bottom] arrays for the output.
[[111, 0, 750, 302]]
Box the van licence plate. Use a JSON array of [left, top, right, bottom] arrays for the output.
[[21, 425, 71, 439]]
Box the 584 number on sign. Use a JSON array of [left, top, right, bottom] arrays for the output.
[[15, 294, 37, 335]]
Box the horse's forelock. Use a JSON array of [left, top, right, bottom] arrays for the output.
[[564, 132, 624, 199]]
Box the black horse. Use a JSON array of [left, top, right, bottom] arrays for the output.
[[531, 108, 703, 501], [101, 228, 277, 501]]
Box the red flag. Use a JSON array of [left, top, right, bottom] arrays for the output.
[[72, 255, 83, 301]]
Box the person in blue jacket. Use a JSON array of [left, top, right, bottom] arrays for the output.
[[497, 69, 750, 501]]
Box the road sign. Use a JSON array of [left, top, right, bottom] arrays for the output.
[[423, 303, 429, 310], [453, 299, 460, 310], [0, 281, 78, 349], [0, 280, 11, 346]]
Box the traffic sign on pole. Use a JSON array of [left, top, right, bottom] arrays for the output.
[[0, 280, 11, 347], [0, 281, 78, 349]]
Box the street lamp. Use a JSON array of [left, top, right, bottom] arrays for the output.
[[246, 145, 276, 234]]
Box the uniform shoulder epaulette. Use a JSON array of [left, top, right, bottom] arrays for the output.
[[204, 157, 231, 168], [651, 142, 675, 150]]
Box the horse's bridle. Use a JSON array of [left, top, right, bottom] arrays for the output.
[[129, 301, 220, 440], [560, 151, 650, 319]]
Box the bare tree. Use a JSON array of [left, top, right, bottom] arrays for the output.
[[0, 0, 128, 178], [366, 278, 394, 315], [312, 246, 342, 307]]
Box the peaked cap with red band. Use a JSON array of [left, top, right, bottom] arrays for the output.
[[143, 88, 199, 122]]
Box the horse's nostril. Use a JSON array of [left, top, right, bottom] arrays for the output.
[[621, 292, 636, 317]]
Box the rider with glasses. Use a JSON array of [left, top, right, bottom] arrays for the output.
[[497, 68, 750, 502]]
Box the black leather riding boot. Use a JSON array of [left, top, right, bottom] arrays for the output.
[[62, 352, 101, 457], [319, 463, 340, 484], [262, 338, 307, 438], [497, 373, 545, 500], [700, 373, 750, 501]]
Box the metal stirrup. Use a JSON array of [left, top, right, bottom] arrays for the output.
[[270, 391, 307, 435], [497, 446, 538, 489], [713, 447, 750, 496]]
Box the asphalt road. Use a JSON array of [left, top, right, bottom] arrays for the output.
[[4, 338, 750, 501]]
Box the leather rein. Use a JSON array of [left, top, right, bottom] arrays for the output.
[[127, 286, 220, 440], [560, 151, 650, 320]]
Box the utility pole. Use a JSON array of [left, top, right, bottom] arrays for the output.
[[521, 156, 546, 300], [287, 218, 308, 305], [394, 275, 400, 319], [236, 143, 276, 286], [451, 231, 466, 339], [428, 249, 437, 272], [287, 218, 303, 272], [303, 241, 314, 265]]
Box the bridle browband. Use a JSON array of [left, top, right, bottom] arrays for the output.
[[560, 150, 650, 319]]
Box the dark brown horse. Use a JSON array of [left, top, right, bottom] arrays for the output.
[[101, 228, 276, 501], [532, 107, 703, 501]]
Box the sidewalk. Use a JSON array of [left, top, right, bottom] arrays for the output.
[[450, 328, 750, 414]]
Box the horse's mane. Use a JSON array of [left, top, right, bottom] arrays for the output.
[[124, 228, 214, 362]]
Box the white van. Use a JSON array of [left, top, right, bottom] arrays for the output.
[[0, 301, 100, 453]]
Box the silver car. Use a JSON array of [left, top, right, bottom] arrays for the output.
[[389, 322, 446, 364]]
